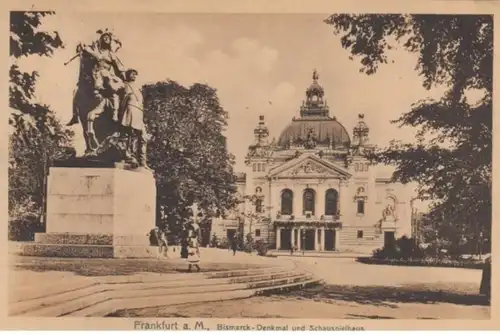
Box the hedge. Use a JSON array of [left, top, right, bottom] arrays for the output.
[[356, 257, 485, 269]]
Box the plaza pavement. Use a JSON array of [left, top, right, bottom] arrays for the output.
[[292, 256, 482, 286], [8, 247, 320, 317], [114, 255, 489, 319], [8, 242, 489, 319]]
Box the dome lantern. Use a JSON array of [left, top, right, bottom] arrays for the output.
[[300, 69, 329, 118], [277, 69, 351, 149]]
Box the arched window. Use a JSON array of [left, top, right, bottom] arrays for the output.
[[255, 187, 262, 194], [303, 188, 316, 215], [255, 198, 263, 213], [325, 189, 338, 215], [281, 189, 293, 215]]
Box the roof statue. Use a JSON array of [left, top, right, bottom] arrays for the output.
[[312, 68, 319, 82]]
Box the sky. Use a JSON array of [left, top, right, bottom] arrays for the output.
[[15, 12, 453, 210]]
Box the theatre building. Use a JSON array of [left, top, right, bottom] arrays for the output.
[[211, 70, 414, 253]]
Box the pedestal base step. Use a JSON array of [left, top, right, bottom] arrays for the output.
[[35, 233, 113, 246], [34, 233, 150, 246], [17, 243, 157, 259]]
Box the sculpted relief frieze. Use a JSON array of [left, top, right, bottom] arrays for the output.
[[288, 162, 329, 176]]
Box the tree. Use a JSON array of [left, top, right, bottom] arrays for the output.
[[324, 15, 492, 253], [142, 80, 239, 232], [9, 11, 74, 240]]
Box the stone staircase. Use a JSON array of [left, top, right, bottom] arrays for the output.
[[10, 264, 321, 317]]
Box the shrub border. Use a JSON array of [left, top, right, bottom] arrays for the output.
[[356, 257, 485, 269]]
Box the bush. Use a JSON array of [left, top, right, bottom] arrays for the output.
[[210, 233, 219, 247], [218, 237, 230, 249], [243, 233, 254, 253], [8, 217, 44, 241], [8, 199, 43, 241], [397, 235, 425, 260], [372, 235, 424, 260], [253, 240, 269, 256], [357, 256, 485, 269]]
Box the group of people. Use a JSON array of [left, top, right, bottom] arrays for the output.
[[147, 216, 201, 272]]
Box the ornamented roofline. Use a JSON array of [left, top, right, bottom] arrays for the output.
[[267, 152, 352, 179]]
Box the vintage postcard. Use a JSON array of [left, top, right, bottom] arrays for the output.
[[1, 0, 498, 331]]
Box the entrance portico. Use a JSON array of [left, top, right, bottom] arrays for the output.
[[275, 220, 341, 252]]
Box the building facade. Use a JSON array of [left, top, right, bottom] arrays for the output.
[[212, 70, 414, 253]]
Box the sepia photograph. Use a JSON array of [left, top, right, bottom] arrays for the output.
[[6, 7, 492, 326]]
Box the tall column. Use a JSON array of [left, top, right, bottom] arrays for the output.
[[276, 227, 281, 250], [291, 228, 295, 249], [335, 228, 340, 250], [297, 228, 302, 250], [321, 227, 326, 251], [315, 228, 320, 251]]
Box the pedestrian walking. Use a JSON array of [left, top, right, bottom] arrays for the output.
[[231, 234, 238, 256], [180, 224, 189, 260], [147, 227, 169, 259], [187, 236, 201, 272]]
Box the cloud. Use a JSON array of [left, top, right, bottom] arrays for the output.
[[231, 38, 278, 75], [270, 81, 296, 105]]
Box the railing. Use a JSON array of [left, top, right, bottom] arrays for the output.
[[274, 214, 341, 222], [273, 216, 342, 229]]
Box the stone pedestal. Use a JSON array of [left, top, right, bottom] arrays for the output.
[[23, 166, 157, 258]]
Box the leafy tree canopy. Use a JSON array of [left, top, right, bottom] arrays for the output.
[[325, 14, 492, 246], [9, 11, 73, 235], [142, 80, 239, 229]]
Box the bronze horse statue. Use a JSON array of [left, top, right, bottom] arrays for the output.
[[71, 54, 117, 155], [65, 30, 151, 170], [67, 30, 124, 156]]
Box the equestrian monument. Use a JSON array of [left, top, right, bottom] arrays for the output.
[[22, 29, 157, 258]]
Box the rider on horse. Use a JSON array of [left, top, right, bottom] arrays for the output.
[[67, 30, 125, 126]]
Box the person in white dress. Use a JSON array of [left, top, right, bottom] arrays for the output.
[[187, 235, 201, 272]]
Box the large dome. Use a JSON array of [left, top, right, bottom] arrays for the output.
[[277, 117, 351, 148], [276, 70, 351, 148]]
